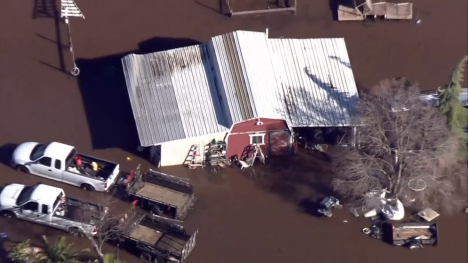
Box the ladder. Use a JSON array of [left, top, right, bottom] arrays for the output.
[[60, 0, 85, 19], [244, 144, 266, 167], [184, 144, 204, 168]]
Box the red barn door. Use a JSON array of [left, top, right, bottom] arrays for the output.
[[268, 130, 291, 156]]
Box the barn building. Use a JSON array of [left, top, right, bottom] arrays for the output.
[[226, 118, 294, 160], [122, 30, 359, 167]]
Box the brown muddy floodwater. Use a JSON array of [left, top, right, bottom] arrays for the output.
[[0, 0, 467, 262]]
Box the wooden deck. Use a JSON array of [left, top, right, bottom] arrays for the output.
[[362, 2, 413, 20], [129, 225, 163, 245], [363, 2, 387, 17], [385, 3, 413, 20], [136, 183, 192, 209], [338, 5, 364, 21]]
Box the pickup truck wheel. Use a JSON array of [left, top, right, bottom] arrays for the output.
[[81, 184, 95, 191], [16, 165, 29, 174], [0, 211, 15, 218], [140, 253, 151, 261]]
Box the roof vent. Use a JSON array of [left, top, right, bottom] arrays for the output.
[[256, 118, 264, 126]]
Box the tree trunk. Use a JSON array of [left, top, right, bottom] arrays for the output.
[[87, 235, 104, 259], [393, 162, 404, 197]]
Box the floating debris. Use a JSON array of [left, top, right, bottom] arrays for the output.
[[343, 220, 348, 223], [349, 208, 359, 217], [126, 157, 132, 161], [415, 19, 421, 24]]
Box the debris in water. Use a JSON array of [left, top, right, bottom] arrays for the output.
[[350, 208, 359, 217], [126, 157, 132, 161], [343, 220, 348, 223], [416, 19, 421, 24]]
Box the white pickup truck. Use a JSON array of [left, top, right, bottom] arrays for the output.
[[0, 183, 106, 236], [10, 142, 120, 192]]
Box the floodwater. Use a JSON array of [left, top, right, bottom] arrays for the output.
[[0, 0, 467, 262]]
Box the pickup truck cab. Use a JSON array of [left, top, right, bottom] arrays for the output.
[[0, 183, 106, 236], [11, 142, 120, 192]]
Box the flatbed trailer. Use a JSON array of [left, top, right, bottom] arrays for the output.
[[118, 214, 198, 263], [120, 166, 196, 220], [389, 222, 438, 248]]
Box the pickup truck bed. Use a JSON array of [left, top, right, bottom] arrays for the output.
[[68, 153, 118, 180], [56, 197, 105, 224]]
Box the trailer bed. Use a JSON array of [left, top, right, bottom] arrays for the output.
[[393, 228, 432, 240], [390, 222, 438, 246], [127, 215, 198, 260], [136, 183, 192, 210], [129, 224, 163, 244]]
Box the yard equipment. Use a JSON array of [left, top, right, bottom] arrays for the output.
[[205, 141, 231, 173], [317, 196, 342, 217]]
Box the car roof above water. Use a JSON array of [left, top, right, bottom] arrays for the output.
[[30, 184, 64, 205], [44, 142, 75, 158]]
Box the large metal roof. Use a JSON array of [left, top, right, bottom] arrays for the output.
[[122, 45, 229, 147], [123, 30, 359, 146], [210, 31, 359, 127]]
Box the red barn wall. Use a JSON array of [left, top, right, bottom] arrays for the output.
[[227, 118, 290, 160]]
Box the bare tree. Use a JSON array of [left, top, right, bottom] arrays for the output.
[[331, 78, 467, 213], [78, 196, 140, 259]]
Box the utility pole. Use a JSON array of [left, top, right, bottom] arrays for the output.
[[60, 0, 85, 77]]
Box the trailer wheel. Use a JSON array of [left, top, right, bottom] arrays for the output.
[[140, 253, 151, 261], [408, 240, 423, 249], [151, 205, 163, 216]]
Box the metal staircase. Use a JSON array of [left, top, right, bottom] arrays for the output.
[[60, 0, 85, 19]]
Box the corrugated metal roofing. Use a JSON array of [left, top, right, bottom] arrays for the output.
[[210, 31, 284, 126], [123, 30, 359, 146], [210, 31, 359, 127], [268, 38, 359, 127], [122, 45, 229, 147]]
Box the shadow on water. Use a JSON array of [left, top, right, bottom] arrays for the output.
[[329, 0, 339, 21], [75, 37, 203, 158], [0, 144, 18, 167], [245, 150, 337, 216]]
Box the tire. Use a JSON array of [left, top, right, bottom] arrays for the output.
[[151, 205, 163, 216], [81, 184, 95, 191], [0, 211, 16, 218], [16, 165, 29, 174], [68, 227, 82, 236], [140, 253, 151, 261], [153, 257, 166, 263]]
